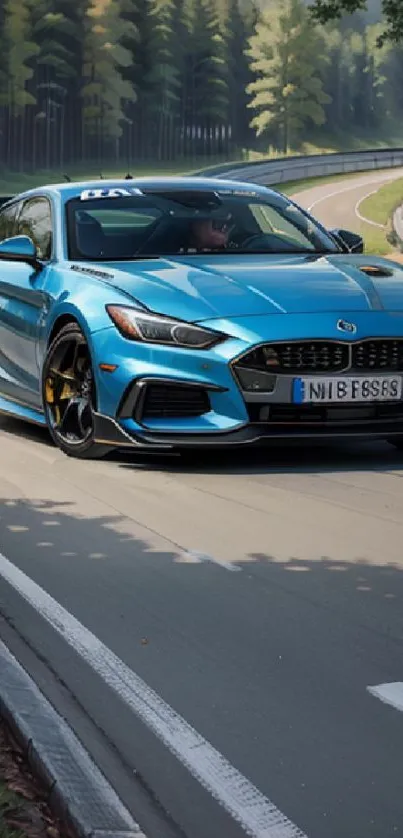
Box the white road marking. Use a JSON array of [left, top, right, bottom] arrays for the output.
[[367, 682, 403, 713], [354, 190, 385, 229], [0, 551, 307, 838], [306, 172, 403, 213]]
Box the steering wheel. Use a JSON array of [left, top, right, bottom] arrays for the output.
[[239, 234, 274, 251]]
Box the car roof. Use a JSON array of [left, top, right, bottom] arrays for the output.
[[4, 176, 275, 205]]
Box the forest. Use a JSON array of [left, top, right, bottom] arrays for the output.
[[0, 0, 402, 172]]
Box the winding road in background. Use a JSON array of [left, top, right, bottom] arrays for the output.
[[2, 170, 403, 838], [293, 167, 403, 233]]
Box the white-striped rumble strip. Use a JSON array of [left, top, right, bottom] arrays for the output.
[[367, 683, 403, 713], [0, 551, 307, 838]]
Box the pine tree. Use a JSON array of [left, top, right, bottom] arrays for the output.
[[81, 0, 137, 163], [247, 0, 331, 152], [0, 0, 401, 172], [382, 43, 403, 119], [145, 0, 182, 160], [0, 2, 9, 167], [310, 0, 403, 45], [30, 0, 85, 169], [184, 0, 229, 156], [3, 0, 39, 168], [361, 24, 391, 127], [228, 0, 257, 153], [215, 0, 256, 154], [119, 0, 145, 164], [321, 24, 354, 133]]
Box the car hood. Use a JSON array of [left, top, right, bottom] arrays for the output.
[[101, 253, 403, 322]]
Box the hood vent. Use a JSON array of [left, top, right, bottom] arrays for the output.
[[359, 265, 393, 278]]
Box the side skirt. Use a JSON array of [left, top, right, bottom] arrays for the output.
[[0, 394, 46, 427]]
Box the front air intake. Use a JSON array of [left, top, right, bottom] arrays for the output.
[[140, 383, 211, 420]]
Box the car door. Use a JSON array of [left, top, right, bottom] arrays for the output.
[[0, 200, 23, 403], [0, 196, 53, 410]]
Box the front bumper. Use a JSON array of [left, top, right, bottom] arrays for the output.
[[93, 407, 403, 450], [91, 314, 403, 450]]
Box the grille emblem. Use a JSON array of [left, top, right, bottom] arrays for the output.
[[337, 319, 356, 334]]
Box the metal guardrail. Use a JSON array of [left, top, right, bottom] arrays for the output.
[[197, 148, 403, 186], [1, 149, 403, 202]]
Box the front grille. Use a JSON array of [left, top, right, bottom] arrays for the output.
[[236, 341, 349, 375], [235, 339, 403, 376], [352, 340, 403, 371], [141, 383, 210, 420]]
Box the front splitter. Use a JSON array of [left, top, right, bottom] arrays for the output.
[[93, 412, 403, 451]]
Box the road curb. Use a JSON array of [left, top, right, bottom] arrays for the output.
[[0, 640, 147, 838]]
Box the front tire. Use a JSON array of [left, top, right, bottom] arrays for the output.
[[42, 323, 111, 459]]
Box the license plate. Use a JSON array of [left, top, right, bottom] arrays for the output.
[[293, 375, 403, 404]]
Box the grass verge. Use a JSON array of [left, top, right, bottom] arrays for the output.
[[0, 156, 236, 195], [1, 127, 402, 195], [0, 167, 373, 198], [357, 177, 403, 256], [359, 176, 403, 226], [0, 721, 65, 838]]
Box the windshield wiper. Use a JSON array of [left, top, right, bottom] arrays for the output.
[[82, 255, 162, 262], [193, 249, 338, 257]]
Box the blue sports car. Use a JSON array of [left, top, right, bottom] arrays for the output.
[[1, 175, 403, 459]]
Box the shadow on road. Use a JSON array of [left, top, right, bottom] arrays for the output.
[[116, 440, 403, 476], [2, 413, 403, 476], [0, 416, 51, 447], [1, 497, 402, 635], [1, 496, 403, 838]]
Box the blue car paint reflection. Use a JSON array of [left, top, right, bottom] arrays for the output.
[[0, 176, 402, 454]]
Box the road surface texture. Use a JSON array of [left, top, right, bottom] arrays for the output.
[[1, 170, 403, 838], [292, 167, 403, 233]]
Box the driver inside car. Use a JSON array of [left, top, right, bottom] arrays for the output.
[[187, 218, 231, 252]]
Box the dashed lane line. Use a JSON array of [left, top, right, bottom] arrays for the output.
[[367, 683, 403, 713]]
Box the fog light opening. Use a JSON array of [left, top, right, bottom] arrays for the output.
[[236, 366, 276, 393]]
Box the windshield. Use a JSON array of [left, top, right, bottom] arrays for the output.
[[66, 188, 340, 261]]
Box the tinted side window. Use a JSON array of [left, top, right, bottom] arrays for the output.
[[17, 198, 52, 259], [0, 204, 18, 242]]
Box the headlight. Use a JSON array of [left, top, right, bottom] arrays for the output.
[[106, 305, 225, 349]]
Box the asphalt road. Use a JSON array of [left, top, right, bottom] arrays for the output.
[[292, 167, 403, 232], [1, 171, 403, 838]]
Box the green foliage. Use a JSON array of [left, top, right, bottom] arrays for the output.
[[142, 0, 182, 159], [359, 175, 403, 225], [82, 0, 136, 142], [247, 0, 331, 151], [4, 0, 39, 111], [0, 0, 402, 170], [146, 0, 181, 116], [310, 0, 403, 45], [0, 5, 8, 108]]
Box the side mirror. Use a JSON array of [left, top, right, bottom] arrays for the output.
[[330, 228, 364, 254], [0, 235, 41, 268]]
